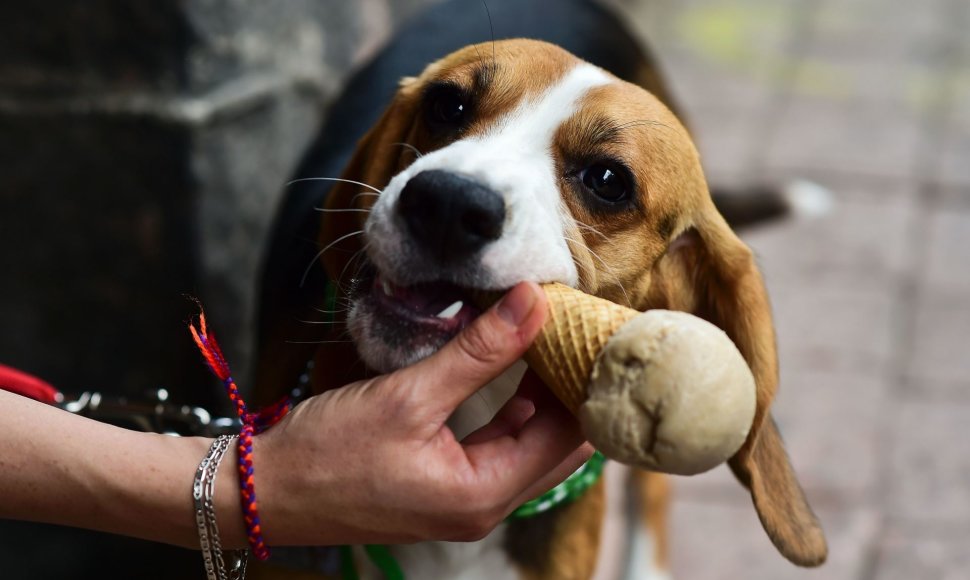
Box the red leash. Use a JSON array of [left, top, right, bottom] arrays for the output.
[[0, 363, 61, 404]]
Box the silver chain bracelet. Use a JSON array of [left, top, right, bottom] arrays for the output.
[[194, 435, 249, 580]]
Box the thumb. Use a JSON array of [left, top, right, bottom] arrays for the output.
[[389, 281, 548, 423]]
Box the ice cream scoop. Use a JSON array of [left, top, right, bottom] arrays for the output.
[[514, 283, 757, 475]]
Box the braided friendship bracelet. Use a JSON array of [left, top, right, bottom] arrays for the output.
[[190, 311, 291, 562]]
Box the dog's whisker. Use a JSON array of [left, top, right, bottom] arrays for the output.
[[287, 176, 383, 194], [314, 207, 372, 213], [311, 308, 351, 316], [472, 36, 486, 66], [563, 235, 633, 307], [350, 191, 381, 204], [300, 230, 365, 287], [392, 142, 424, 158], [561, 234, 600, 285], [335, 245, 371, 291], [587, 254, 632, 307], [284, 339, 355, 344], [297, 317, 348, 325], [573, 220, 610, 242], [482, 1, 496, 68]]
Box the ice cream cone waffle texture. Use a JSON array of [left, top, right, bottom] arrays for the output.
[[522, 283, 638, 414]]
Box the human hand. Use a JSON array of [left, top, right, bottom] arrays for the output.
[[252, 281, 592, 546]]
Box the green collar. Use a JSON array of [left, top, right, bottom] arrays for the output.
[[508, 451, 607, 519]]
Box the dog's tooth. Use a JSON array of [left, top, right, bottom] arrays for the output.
[[436, 300, 464, 319], [382, 280, 393, 296]]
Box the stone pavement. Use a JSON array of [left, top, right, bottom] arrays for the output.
[[606, 0, 970, 578]]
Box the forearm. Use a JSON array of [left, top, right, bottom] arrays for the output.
[[0, 390, 246, 549]]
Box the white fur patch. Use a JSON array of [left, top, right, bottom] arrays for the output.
[[354, 528, 519, 580], [625, 521, 671, 580]]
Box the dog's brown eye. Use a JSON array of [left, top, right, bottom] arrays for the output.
[[427, 86, 467, 126], [581, 163, 630, 203]]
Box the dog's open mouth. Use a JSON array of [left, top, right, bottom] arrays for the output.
[[371, 274, 483, 332], [346, 268, 490, 372]]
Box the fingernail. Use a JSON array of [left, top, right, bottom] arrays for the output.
[[497, 282, 538, 326]]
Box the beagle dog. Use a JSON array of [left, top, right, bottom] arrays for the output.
[[252, 1, 826, 578]]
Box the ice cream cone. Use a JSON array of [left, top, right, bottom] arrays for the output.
[[522, 283, 638, 414], [473, 283, 756, 475]]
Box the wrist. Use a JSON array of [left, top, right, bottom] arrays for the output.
[[249, 429, 349, 547], [85, 432, 228, 549], [248, 431, 291, 546]]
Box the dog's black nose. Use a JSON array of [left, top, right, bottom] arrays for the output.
[[397, 170, 505, 262]]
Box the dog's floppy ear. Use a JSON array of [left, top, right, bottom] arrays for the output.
[[320, 88, 421, 284], [656, 202, 827, 567]]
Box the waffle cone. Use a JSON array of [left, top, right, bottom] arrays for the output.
[[523, 283, 638, 414]]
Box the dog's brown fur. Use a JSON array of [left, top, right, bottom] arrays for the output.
[[254, 39, 826, 578]]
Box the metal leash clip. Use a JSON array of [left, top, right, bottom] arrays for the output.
[[58, 388, 241, 437], [56, 362, 313, 437]]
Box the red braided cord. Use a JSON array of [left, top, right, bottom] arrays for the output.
[[189, 311, 288, 561]]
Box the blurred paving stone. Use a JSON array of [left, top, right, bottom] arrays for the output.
[[762, 278, 897, 375], [904, 295, 970, 396], [810, 0, 952, 66], [670, 499, 880, 580], [938, 185, 970, 210], [771, 370, 887, 500], [689, 105, 764, 180], [873, 526, 970, 580], [742, 183, 918, 281], [765, 96, 924, 179], [615, 0, 791, 112], [938, 70, 970, 187], [764, 3, 932, 179], [787, 55, 941, 108], [653, 50, 778, 113], [670, 463, 745, 500], [938, 128, 970, 187], [888, 400, 970, 523], [746, 189, 908, 380], [921, 208, 970, 297]]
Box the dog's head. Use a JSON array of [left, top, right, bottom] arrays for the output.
[[319, 39, 826, 566]]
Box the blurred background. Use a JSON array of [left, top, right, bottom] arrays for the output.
[[1, 0, 968, 578]]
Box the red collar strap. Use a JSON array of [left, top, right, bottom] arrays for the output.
[[0, 363, 62, 404]]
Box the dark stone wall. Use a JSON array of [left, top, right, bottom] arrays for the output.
[[0, 2, 190, 95], [0, 1, 435, 578]]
